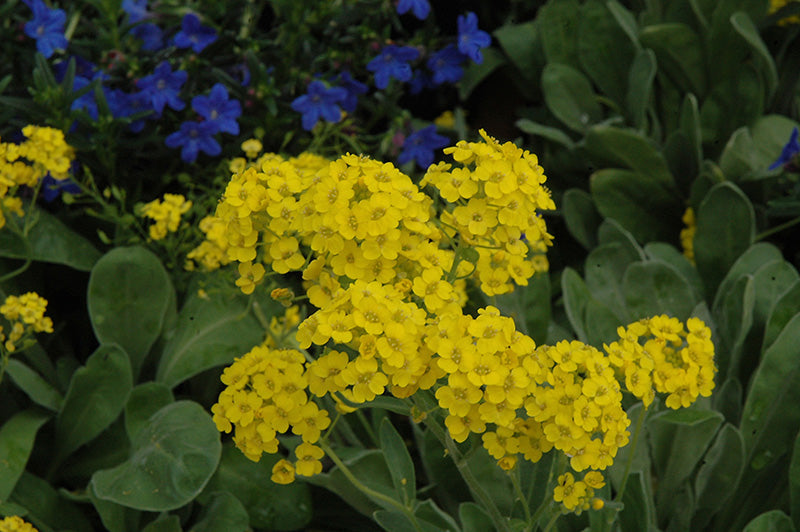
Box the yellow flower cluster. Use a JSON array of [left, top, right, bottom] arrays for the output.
[[0, 125, 74, 228], [211, 345, 331, 483], [604, 315, 716, 409], [0, 516, 38, 532], [422, 129, 555, 295], [680, 207, 696, 264], [554, 471, 605, 513], [140, 193, 192, 240], [770, 0, 800, 25], [0, 292, 54, 353]]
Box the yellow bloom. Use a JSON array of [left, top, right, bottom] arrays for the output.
[[0, 515, 39, 532], [271, 459, 296, 484]]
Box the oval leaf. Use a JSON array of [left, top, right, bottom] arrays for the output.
[[379, 419, 416, 506], [124, 381, 174, 440], [90, 401, 221, 512], [55, 344, 132, 461], [0, 410, 49, 500], [88, 246, 174, 377], [541, 63, 602, 132]]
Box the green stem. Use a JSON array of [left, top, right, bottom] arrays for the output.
[[541, 511, 560, 532], [757, 215, 800, 241], [510, 467, 533, 524], [318, 440, 422, 530], [611, 405, 647, 513]]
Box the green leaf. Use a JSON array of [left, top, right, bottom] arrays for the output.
[[541, 63, 602, 132], [617, 471, 657, 532], [694, 182, 756, 299], [584, 298, 622, 346], [0, 410, 49, 500], [562, 188, 601, 250], [494, 272, 550, 343], [763, 281, 800, 352], [590, 169, 681, 243], [741, 313, 800, 471], [584, 125, 676, 188], [561, 267, 590, 342], [700, 65, 764, 146], [714, 274, 755, 380], [626, 49, 657, 129], [10, 472, 94, 532], [643, 242, 705, 302], [379, 419, 416, 506], [156, 288, 268, 388], [640, 23, 706, 96], [515, 119, 575, 149], [719, 127, 759, 180], [459, 502, 493, 532], [746, 261, 800, 347], [743, 510, 795, 532], [713, 242, 783, 311], [55, 344, 132, 461], [202, 443, 311, 530], [190, 491, 249, 532], [308, 448, 396, 515], [5, 359, 63, 411], [577, 0, 634, 105], [680, 93, 703, 180], [623, 260, 697, 320], [88, 246, 174, 377], [693, 424, 745, 530], [537, 0, 581, 67], [730, 12, 777, 98], [790, 433, 800, 531], [414, 499, 460, 532], [90, 400, 221, 512], [141, 515, 181, 532], [598, 218, 646, 259], [124, 381, 174, 440], [493, 21, 543, 84], [606, 0, 640, 46], [0, 207, 101, 271], [585, 243, 639, 322], [458, 49, 505, 100]]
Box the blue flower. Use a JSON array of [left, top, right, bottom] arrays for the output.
[[172, 13, 217, 53], [769, 127, 800, 170], [121, 0, 150, 23], [397, 0, 430, 20], [427, 45, 465, 85], [41, 174, 81, 202], [70, 76, 101, 120], [409, 69, 431, 95], [398, 125, 449, 169], [367, 45, 420, 89], [290, 80, 347, 131], [457, 12, 491, 64], [136, 61, 187, 116], [165, 120, 221, 163], [23, 0, 68, 58], [191, 83, 241, 135], [131, 23, 164, 51], [337, 71, 368, 113]]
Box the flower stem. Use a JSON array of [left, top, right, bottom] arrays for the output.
[[608, 404, 647, 526]]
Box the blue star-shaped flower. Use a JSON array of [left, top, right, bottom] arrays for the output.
[[457, 12, 491, 64], [367, 45, 420, 89], [136, 61, 188, 116], [121, 0, 150, 23], [165, 120, 221, 163], [398, 125, 449, 169], [769, 127, 800, 170], [397, 0, 430, 20], [173, 13, 217, 53], [131, 23, 164, 51], [191, 83, 242, 135], [337, 71, 368, 113], [290, 80, 348, 131], [23, 0, 68, 58], [427, 45, 465, 85], [41, 173, 81, 202]]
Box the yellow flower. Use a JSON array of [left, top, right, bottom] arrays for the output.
[[241, 138, 263, 159], [294, 442, 325, 476], [271, 459, 296, 484], [234, 262, 266, 295], [0, 515, 39, 532]]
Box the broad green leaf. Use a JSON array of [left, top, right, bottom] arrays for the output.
[[537, 0, 581, 67], [597, 218, 645, 260], [585, 243, 638, 322], [493, 272, 550, 341], [664, 131, 698, 191], [493, 21, 542, 84], [141, 515, 181, 532], [5, 359, 63, 411], [561, 267, 590, 342], [124, 381, 174, 440], [590, 169, 681, 243], [712, 242, 783, 311], [741, 115, 800, 180], [156, 288, 268, 388], [55, 344, 132, 461], [644, 242, 705, 302], [700, 65, 764, 147], [692, 424, 745, 529], [515, 119, 575, 149], [578, 0, 634, 105], [202, 443, 312, 530], [459, 502, 493, 532], [88, 246, 174, 377], [458, 49, 505, 101], [62, 418, 131, 489], [606, 0, 640, 46], [714, 274, 755, 380], [763, 281, 800, 352], [694, 182, 755, 299], [707, 0, 769, 84], [91, 401, 221, 511], [379, 419, 416, 506], [719, 127, 759, 180], [730, 12, 777, 98], [616, 471, 656, 532], [308, 448, 396, 515], [584, 298, 622, 346], [741, 313, 800, 471], [584, 125, 675, 188], [743, 510, 795, 532], [623, 260, 697, 321], [680, 93, 703, 179], [414, 500, 460, 532], [10, 472, 94, 532], [0, 410, 49, 500], [541, 63, 602, 132], [790, 433, 800, 531], [626, 49, 657, 129], [190, 491, 249, 532], [745, 261, 800, 349], [713, 377, 743, 426], [640, 23, 706, 96], [562, 188, 601, 250], [0, 207, 101, 271]]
